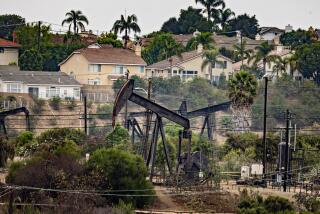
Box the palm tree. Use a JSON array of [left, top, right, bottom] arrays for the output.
[[62, 10, 89, 35], [187, 32, 214, 50], [249, 41, 276, 75], [228, 70, 257, 130], [112, 14, 141, 49], [217, 8, 235, 31], [228, 70, 257, 109], [195, 0, 225, 22], [272, 57, 287, 77], [233, 40, 253, 68], [286, 54, 298, 76], [202, 48, 223, 83]]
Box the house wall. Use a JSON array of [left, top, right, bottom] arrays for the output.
[[261, 32, 283, 41], [0, 48, 19, 65], [146, 55, 233, 82], [60, 53, 146, 86], [0, 80, 81, 100]]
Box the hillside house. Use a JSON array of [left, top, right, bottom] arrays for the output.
[[59, 44, 147, 87], [146, 45, 234, 84], [0, 38, 20, 66], [0, 70, 82, 100]]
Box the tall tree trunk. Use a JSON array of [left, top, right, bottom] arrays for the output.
[[73, 19, 77, 35], [207, 6, 211, 22], [124, 29, 128, 49], [209, 63, 213, 84], [263, 59, 267, 75]]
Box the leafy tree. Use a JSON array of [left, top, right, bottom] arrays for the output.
[[228, 13, 259, 39], [151, 76, 182, 95], [112, 14, 141, 49], [49, 96, 61, 110], [228, 70, 257, 109], [161, 17, 180, 34], [249, 41, 277, 75], [296, 42, 320, 85], [113, 75, 146, 94], [97, 32, 123, 47], [202, 48, 223, 83], [87, 148, 154, 208], [61, 10, 89, 34], [178, 7, 214, 34], [195, 0, 226, 22], [105, 124, 130, 146], [161, 7, 214, 34], [216, 8, 235, 31], [186, 32, 214, 50], [280, 29, 314, 49], [219, 46, 235, 60], [0, 14, 25, 40], [19, 49, 43, 70], [142, 33, 184, 64], [16, 23, 52, 49]]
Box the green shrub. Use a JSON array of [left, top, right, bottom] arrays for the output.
[[105, 124, 130, 147], [87, 148, 154, 208], [0, 136, 15, 167], [65, 97, 77, 111], [49, 96, 61, 110], [15, 131, 34, 147]]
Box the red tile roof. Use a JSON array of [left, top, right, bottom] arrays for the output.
[[0, 38, 21, 48]]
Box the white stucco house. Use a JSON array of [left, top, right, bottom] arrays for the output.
[[0, 70, 82, 100]]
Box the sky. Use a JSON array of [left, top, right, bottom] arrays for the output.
[[1, 0, 320, 35]]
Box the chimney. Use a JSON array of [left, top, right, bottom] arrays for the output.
[[12, 32, 17, 43], [197, 43, 203, 53], [135, 43, 142, 56], [255, 34, 261, 41], [58, 77, 61, 83], [285, 24, 293, 33]]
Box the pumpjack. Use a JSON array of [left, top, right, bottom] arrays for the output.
[[112, 79, 192, 180]]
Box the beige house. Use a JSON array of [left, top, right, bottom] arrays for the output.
[[59, 44, 147, 87], [0, 38, 20, 66], [146, 45, 234, 84]]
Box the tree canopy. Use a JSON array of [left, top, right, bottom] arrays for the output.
[[228, 13, 259, 39], [161, 7, 214, 34], [0, 14, 25, 40]]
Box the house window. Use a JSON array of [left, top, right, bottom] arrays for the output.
[[7, 83, 22, 93], [73, 88, 80, 97], [46, 87, 60, 98], [69, 71, 76, 79], [115, 65, 126, 74], [213, 61, 227, 69], [0, 48, 4, 53], [224, 61, 227, 69], [139, 66, 144, 73], [181, 70, 197, 81], [88, 78, 100, 85], [88, 64, 101, 72]]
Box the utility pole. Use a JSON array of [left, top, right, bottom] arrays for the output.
[[144, 78, 152, 160], [37, 21, 41, 51], [124, 70, 129, 128], [262, 77, 268, 176], [84, 96, 88, 135], [283, 109, 291, 192]]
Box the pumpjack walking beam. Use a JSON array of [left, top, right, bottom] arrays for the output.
[[179, 100, 231, 140], [0, 107, 30, 137], [112, 80, 191, 179]]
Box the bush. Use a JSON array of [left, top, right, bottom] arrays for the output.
[[96, 104, 113, 119], [31, 99, 46, 114], [0, 135, 15, 167], [105, 124, 130, 147], [87, 148, 154, 208], [49, 96, 61, 110], [15, 131, 34, 147], [65, 97, 77, 111]]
